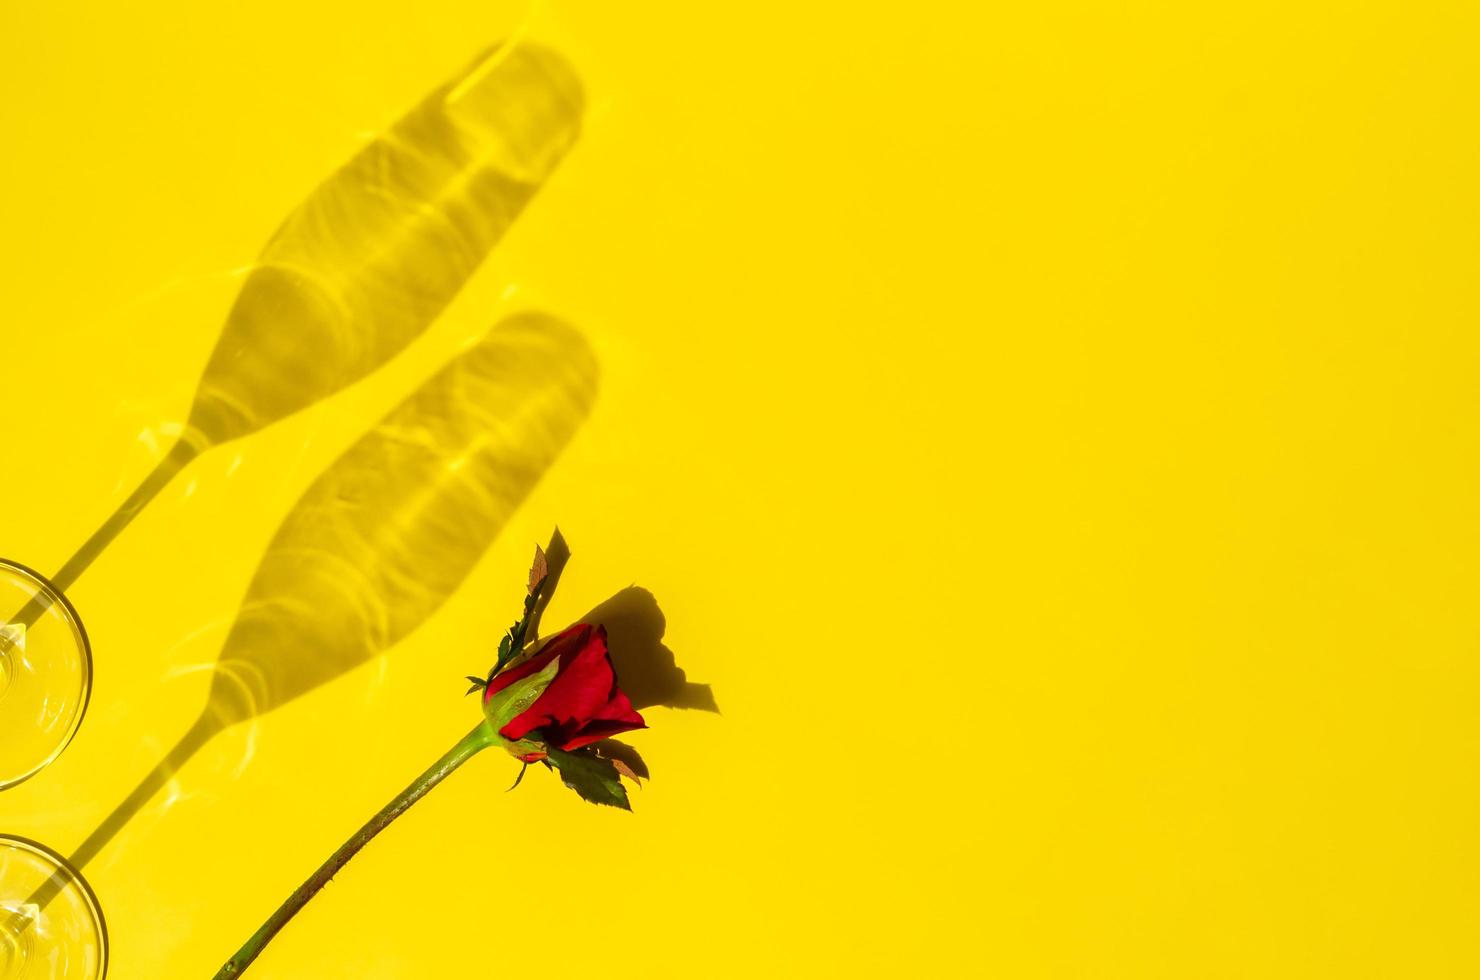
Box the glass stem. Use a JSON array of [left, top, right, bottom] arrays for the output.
[[211, 720, 497, 979], [9, 438, 198, 632]]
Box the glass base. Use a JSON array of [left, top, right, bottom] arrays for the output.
[[0, 836, 106, 979], [0, 902, 36, 976], [0, 561, 91, 791]]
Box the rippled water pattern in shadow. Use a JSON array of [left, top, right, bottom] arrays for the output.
[[189, 43, 584, 445]]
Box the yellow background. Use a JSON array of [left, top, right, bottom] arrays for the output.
[[3, 1, 1479, 976]]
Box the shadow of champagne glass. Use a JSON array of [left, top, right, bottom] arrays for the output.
[[10, 40, 584, 629], [62, 310, 597, 876]]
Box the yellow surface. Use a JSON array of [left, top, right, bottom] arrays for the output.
[[2, 1, 1479, 977]]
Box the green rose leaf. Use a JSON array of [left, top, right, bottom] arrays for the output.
[[482, 654, 562, 731], [591, 739, 649, 783], [545, 746, 632, 810], [528, 545, 548, 595], [490, 544, 554, 675]]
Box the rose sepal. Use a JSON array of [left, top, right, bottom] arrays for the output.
[[483, 655, 562, 735]]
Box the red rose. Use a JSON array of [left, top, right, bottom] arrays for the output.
[[483, 623, 645, 757]]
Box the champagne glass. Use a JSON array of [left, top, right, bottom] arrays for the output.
[[0, 561, 91, 790], [0, 836, 106, 979], [0, 40, 583, 786]]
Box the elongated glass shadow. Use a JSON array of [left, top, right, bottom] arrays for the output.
[[61, 311, 597, 877], [8, 40, 584, 630]]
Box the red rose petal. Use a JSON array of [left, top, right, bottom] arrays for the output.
[[482, 623, 590, 702], [499, 624, 646, 747]]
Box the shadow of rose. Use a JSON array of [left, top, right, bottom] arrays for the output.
[[578, 587, 717, 713]]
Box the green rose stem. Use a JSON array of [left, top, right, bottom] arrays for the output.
[[212, 720, 497, 979]]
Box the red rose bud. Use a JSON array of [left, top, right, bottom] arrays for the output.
[[483, 623, 645, 755]]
